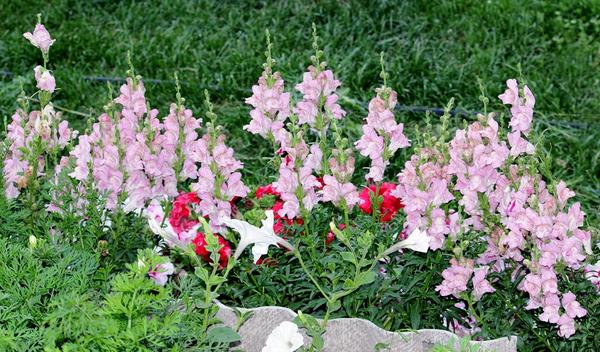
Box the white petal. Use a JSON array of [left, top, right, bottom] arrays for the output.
[[252, 242, 271, 263]]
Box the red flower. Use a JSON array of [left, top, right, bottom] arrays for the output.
[[192, 232, 232, 269], [255, 184, 280, 199], [169, 192, 201, 234], [359, 183, 404, 222]]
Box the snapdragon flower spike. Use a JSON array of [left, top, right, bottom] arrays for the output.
[[274, 131, 323, 219], [245, 31, 291, 141], [499, 79, 535, 157], [189, 94, 249, 233], [3, 22, 76, 199], [294, 26, 345, 132], [244, 69, 291, 139], [355, 86, 409, 182], [295, 65, 345, 128]]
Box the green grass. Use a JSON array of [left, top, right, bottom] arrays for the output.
[[0, 1, 598, 219]]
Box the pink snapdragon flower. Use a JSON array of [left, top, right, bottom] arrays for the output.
[[584, 262, 600, 292], [245, 70, 291, 138], [356, 86, 409, 182], [321, 148, 359, 209], [23, 23, 55, 54], [295, 66, 345, 127], [472, 266, 495, 300], [33, 66, 56, 93], [190, 131, 249, 233], [436, 258, 474, 298], [274, 138, 322, 219]]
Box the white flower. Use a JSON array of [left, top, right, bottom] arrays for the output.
[[222, 210, 293, 263], [262, 321, 304, 352], [383, 227, 431, 256]]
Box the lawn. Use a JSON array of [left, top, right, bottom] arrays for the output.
[[0, 1, 599, 350]]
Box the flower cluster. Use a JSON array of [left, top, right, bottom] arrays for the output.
[[395, 79, 592, 337], [295, 65, 345, 128], [321, 145, 359, 210], [244, 69, 291, 139], [355, 86, 409, 182], [359, 183, 404, 222], [3, 22, 76, 199], [67, 78, 200, 212], [189, 103, 249, 232]]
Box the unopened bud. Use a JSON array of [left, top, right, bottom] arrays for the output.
[[28, 235, 37, 249]]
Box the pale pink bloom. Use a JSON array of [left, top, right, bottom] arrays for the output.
[[435, 258, 474, 298], [355, 125, 384, 160], [521, 273, 542, 297], [472, 266, 495, 300], [114, 78, 147, 119], [148, 262, 175, 286], [507, 131, 534, 156], [498, 79, 519, 105], [561, 237, 586, 269], [23, 23, 55, 53], [555, 181, 575, 209], [562, 291, 587, 319], [557, 314, 576, 338], [540, 268, 558, 294], [584, 262, 600, 292], [539, 293, 561, 323], [320, 175, 359, 208], [245, 71, 291, 138], [365, 157, 387, 182], [33, 66, 56, 93]]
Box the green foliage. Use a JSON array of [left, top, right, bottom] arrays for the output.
[[0, 239, 237, 351]]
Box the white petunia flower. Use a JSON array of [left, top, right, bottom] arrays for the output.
[[383, 227, 431, 256], [262, 321, 304, 352], [222, 210, 294, 263]]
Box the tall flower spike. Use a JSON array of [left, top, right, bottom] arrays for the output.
[[190, 91, 249, 232], [244, 30, 291, 140], [294, 24, 345, 133], [355, 53, 409, 182]]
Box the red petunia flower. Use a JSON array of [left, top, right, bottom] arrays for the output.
[[255, 184, 280, 199], [359, 183, 404, 222], [192, 232, 232, 269], [169, 192, 201, 234]]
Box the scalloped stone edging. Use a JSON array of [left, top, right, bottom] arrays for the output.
[[215, 302, 517, 352]]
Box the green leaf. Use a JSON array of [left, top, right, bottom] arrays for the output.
[[355, 271, 376, 287], [340, 251, 356, 264], [207, 326, 241, 344], [208, 275, 227, 286], [195, 266, 209, 283], [343, 278, 355, 290], [327, 299, 342, 313]]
